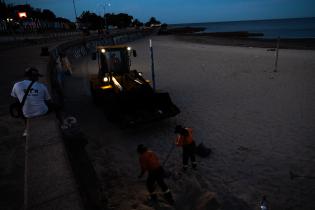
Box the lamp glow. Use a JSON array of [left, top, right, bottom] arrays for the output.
[[18, 12, 27, 18]]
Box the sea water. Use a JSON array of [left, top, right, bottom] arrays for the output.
[[172, 17, 315, 39]]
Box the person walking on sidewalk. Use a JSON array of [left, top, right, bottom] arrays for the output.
[[56, 52, 72, 88], [137, 144, 174, 205], [11, 67, 51, 136], [175, 125, 197, 171]]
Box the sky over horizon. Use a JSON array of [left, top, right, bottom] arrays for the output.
[[5, 0, 315, 24]]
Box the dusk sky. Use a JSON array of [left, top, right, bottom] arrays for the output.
[[5, 0, 315, 24]]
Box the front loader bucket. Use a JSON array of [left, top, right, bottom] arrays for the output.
[[152, 92, 180, 118], [107, 91, 180, 127]]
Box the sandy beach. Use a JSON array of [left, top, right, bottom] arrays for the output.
[[64, 35, 315, 210]]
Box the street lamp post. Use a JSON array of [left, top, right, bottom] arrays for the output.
[[72, 0, 78, 27], [103, 2, 110, 31]]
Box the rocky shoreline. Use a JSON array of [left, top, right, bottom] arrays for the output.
[[159, 27, 315, 50], [175, 34, 315, 50]]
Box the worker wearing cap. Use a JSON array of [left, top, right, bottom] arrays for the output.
[[175, 125, 197, 170], [137, 144, 174, 204], [11, 67, 51, 136]]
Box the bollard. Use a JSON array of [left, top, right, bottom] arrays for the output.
[[150, 39, 156, 91]]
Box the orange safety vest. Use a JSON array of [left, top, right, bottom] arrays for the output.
[[139, 150, 161, 172], [176, 127, 193, 146]]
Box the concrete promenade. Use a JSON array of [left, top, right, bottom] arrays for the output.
[[0, 41, 84, 210]]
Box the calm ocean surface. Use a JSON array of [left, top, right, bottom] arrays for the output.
[[172, 17, 315, 39]]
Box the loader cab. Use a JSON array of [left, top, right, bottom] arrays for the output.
[[96, 46, 133, 79]]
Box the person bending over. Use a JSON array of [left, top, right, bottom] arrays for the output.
[[137, 144, 174, 204]]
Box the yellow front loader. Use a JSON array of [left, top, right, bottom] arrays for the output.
[[89, 45, 180, 126]]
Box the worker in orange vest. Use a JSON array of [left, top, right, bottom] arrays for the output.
[[137, 144, 174, 204], [175, 125, 197, 171]]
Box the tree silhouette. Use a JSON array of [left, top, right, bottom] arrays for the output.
[[0, 1, 9, 19], [0, 1, 154, 33], [78, 11, 105, 30], [0, 2, 70, 23], [145, 17, 161, 27], [42, 9, 56, 21], [132, 18, 143, 27], [106, 13, 133, 28]]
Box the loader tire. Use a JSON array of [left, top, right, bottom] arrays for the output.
[[90, 83, 102, 106]]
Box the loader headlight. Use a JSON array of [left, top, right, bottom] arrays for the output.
[[112, 76, 123, 91], [101, 49, 106, 53], [100, 85, 112, 90], [127, 47, 132, 51], [103, 77, 109, 82]]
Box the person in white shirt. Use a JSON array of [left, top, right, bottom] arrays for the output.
[[11, 67, 51, 136]]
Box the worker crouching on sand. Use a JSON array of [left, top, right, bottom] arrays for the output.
[[137, 144, 174, 204], [175, 125, 197, 171]]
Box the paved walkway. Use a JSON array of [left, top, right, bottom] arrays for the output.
[[0, 41, 83, 210]]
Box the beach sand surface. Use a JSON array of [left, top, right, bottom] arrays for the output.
[[65, 35, 315, 210]]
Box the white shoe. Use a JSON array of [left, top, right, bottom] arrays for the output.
[[22, 129, 28, 137]]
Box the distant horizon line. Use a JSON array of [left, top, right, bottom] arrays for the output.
[[168, 16, 315, 25]]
